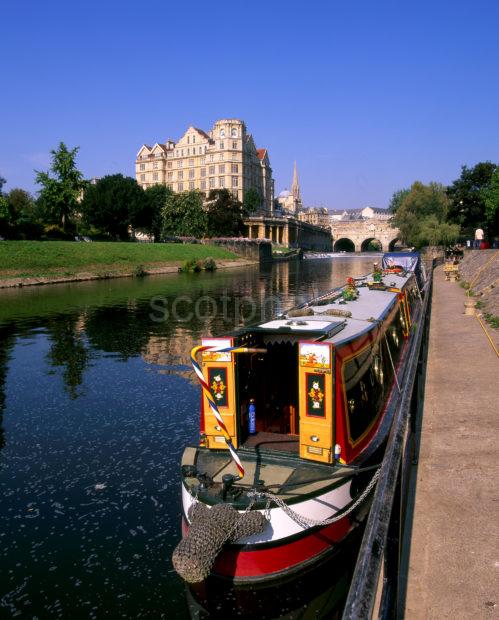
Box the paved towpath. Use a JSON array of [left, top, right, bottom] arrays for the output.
[[404, 266, 498, 619]]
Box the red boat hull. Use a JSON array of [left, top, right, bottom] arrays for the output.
[[182, 514, 352, 582]]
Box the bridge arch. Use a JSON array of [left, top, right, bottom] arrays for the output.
[[388, 237, 402, 251], [334, 238, 356, 252], [360, 237, 382, 252]]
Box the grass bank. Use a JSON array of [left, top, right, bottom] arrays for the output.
[[0, 240, 243, 287]]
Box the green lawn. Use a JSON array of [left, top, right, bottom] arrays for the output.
[[0, 241, 238, 279]]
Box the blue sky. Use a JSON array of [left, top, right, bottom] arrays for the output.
[[1, 0, 498, 210]]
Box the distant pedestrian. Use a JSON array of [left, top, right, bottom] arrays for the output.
[[474, 228, 484, 248]]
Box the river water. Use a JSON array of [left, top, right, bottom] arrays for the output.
[[0, 257, 375, 619]]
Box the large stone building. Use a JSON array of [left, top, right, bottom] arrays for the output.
[[135, 119, 274, 212]]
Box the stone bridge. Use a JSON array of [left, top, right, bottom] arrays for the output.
[[330, 220, 401, 252]]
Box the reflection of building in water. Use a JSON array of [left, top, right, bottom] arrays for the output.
[[142, 331, 203, 384]]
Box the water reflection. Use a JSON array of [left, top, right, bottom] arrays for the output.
[[0, 258, 373, 618]]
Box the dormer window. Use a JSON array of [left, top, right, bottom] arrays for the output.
[[231, 128, 237, 137], [192, 135, 196, 144], [220, 129, 225, 138], [187, 136, 190, 144]]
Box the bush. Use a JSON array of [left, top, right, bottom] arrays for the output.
[[43, 224, 74, 240], [133, 264, 147, 278], [179, 258, 204, 273], [203, 257, 217, 271]]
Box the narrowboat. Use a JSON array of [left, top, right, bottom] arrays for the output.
[[175, 253, 424, 584]]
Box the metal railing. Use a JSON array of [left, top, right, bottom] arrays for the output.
[[342, 262, 434, 619]]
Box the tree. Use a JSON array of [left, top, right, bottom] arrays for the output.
[[161, 190, 207, 238], [0, 175, 6, 193], [447, 162, 497, 233], [481, 168, 499, 236], [80, 174, 145, 240], [5, 189, 42, 239], [388, 188, 410, 213], [205, 189, 245, 237], [143, 184, 174, 241], [392, 181, 459, 247], [35, 142, 84, 231], [243, 188, 262, 214]]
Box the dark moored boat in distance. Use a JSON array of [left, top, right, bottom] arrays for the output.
[[175, 253, 425, 584]]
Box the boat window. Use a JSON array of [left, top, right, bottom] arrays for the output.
[[344, 343, 385, 444]]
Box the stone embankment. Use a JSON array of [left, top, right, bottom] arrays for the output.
[[459, 250, 499, 320]]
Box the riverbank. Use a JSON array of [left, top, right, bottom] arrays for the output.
[[0, 241, 251, 289], [404, 265, 498, 618], [458, 249, 498, 328]]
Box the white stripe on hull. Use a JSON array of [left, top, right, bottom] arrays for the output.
[[181, 479, 353, 544]]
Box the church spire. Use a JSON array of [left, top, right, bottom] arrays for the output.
[[291, 161, 301, 202]]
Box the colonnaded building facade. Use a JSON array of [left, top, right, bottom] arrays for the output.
[[135, 119, 274, 212]]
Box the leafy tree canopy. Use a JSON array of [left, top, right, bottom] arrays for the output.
[[480, 168, 499, 236], [161, 190, 207, 238], [205, 189, 245, 237], [80, 174, 145, 240], [392, 181, 459, 247], [144, 184, 174, 241], [0, 175, 6, 193], [388, 188, 410, 213], [35, 142, 84, 230], [243, 188, 262, 214], [446, 162, 497, 233]]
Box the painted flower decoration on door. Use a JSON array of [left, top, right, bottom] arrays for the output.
[[211, 375, 226, 401], [308, 381, 324, 409]]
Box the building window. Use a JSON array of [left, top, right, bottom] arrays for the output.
[[187, 136, 190, 144], [167, 183, 173, 189], [219, 164, 225, 174], [189, 158, 194, 167], [153, 172, 158, 181], [181, 149, 184, 156], [220, 129, 225, 137], [199, 147, 202, 154], [192, 135, 196, 144], [232, 141, 238, 149], [231, 128, 237, 137], [232, 176, 238, 187], [231, 164, 238, 173], [178, 170, 183, 179], [209, 154, 214, 162], [219, 152, 224, 161], [231, 152, 237, 160], [176, 150, 179, 157], [200, 168, 206, 177], [178, 182, 184, 191], [140, 173, 145, 181], [153, 162, 158, 169], [200, 156, 205, 164], [209, 165, 215, 175], [220, 141, 224, 149], [140, 163, 145, 171], [189, 169, 194, 179], [167, 172, 173, 180], [156, 152, 162, 158], [209, 177, 215, 188], [167, 161, 172, 169], [189, 181, 195, 190], [187, 148, 190, 155], [219, 177, 225, 188], [201, 179, 206, 190]]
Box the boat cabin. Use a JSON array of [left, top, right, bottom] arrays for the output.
[[199, 267, 419, 467]]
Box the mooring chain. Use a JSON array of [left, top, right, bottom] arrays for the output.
[[247, 468, 380, 530]]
